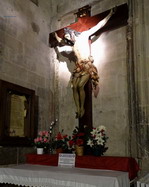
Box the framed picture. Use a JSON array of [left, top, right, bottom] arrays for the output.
[[0, 80, 36, 146]]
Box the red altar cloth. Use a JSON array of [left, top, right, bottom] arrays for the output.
[[26, 154, 139, 180]]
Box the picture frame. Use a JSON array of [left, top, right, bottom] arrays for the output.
[[0, 80, 36, 146]]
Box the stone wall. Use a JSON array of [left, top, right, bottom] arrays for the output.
[[92, 27, 129, 156], [0, 0, 55, 164], [130, 0, 149, 173]]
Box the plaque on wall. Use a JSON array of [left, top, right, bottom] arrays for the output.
[[0, 80, 36, 146]]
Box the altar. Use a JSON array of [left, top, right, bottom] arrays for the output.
[[0, 164, 130, 187], [26, 154, 140, 180], [0, 154, 140, 187]]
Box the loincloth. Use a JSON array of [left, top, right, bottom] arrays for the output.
[[71, 58, 99, 88]]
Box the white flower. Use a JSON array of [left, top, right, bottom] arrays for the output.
[[87, 126, 108, 149], [96, 137, 105, 146], [87, 139, 94, 147], [97, 126, 106, 131], [95, 132, 103, 138], [91, 128, 98, 136], [95, 135, 102, 141]]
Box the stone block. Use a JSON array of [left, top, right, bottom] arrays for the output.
[[93, 107, 114, 126], [100, 96, 121, 111], [0, 41, 4, 55], [18, 147, 36, 163], [1, 60, 28, 81], [0, 29, 5, 43], [0, 147, 17, 165], [0, 56, 4, 70], [0, 16, 6, 31], [3, 31, 23, 54], [100, 77, 117, 97], [37, 87, 46, 98], [25, 57, 37, 72], [27, 72, 46, 87], [6, 22, 18, 37], [91, 0, 126, 16]]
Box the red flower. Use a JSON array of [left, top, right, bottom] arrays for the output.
[[76, 139, 84, 146], [69, 140, 74, 147], [63, 135, 68, 139], [77, 133, 84, 137], [101, 129, 105, 133], [56, 133, 63, 140], [72, 135, 77, 139]]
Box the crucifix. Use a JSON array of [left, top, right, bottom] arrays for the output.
[[49, 4, 128, 133]]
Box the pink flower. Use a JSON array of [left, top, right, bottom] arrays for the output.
[[38, 131, 43, 136], [37, 137, 40, 142], [44, 138, 48, 142], [39, 137, 42, 141], [45, 131, 49, 137], [34, 130, 50, 148]]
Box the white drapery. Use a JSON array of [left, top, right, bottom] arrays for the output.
[[0, 164, 130, 187]]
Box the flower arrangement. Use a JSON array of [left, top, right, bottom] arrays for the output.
[[34, 130, 50, 148], [67, 126, 85, 156], [87, 126, 108, 156], [52, 130, 70, 151], [71, 126, 84, 147]]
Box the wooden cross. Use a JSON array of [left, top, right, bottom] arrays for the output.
[[49, 3, 128, 132]]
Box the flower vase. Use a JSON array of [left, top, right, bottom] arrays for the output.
[[75, 145, 84, 156], [37, 148, 44, 155], [92, 147, 102, 156], [93, 149, 101, 156], [56, 147, 63, 154]]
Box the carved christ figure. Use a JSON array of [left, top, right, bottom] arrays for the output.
[[54, 8, 116, 118]]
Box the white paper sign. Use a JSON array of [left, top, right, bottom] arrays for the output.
[[58, 153, 76, 167]]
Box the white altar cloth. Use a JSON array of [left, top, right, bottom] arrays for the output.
[[0, 164, 130, 187]]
